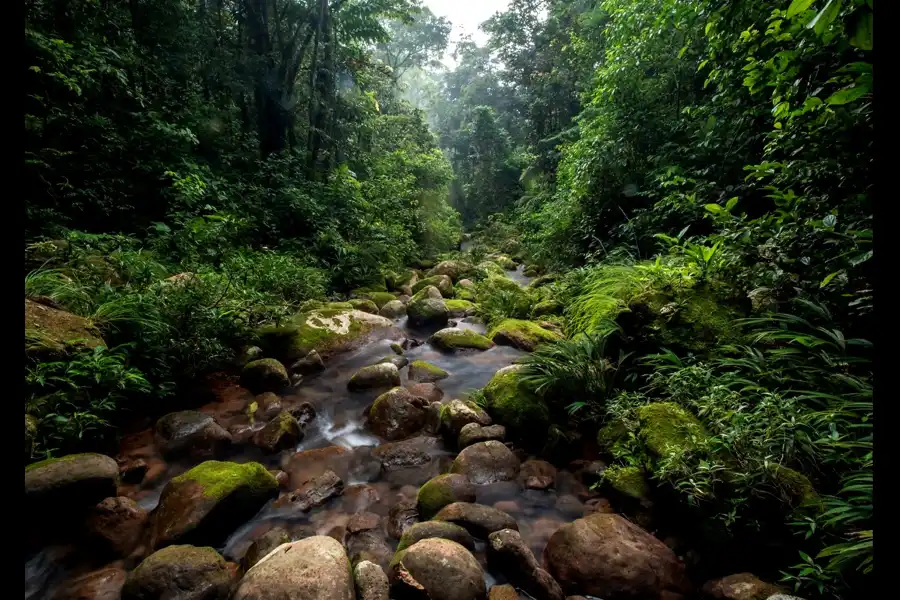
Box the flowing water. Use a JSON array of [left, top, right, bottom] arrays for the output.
[[26, 268, 603, 598]]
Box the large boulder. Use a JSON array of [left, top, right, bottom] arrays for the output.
[[365, 292, 398, 309], [488, 319, 562, 352], [541, 513, 691, 600], [283, 446, 352, 487], [445, 299, 478, 318], [354, 560, 390, 600], [412, 275, 455, 298], [25, 453, 119, 512], [151, 461, 278, 549], [408, 360, 449, 383], [122, 545, 237, 600], [389, 538, 486, 600], [407, 290, 450, 328], [369, 387, 428, 441], [458, 423, 506, 449], [430, 328, 494, 351], [450, 441, 520, 485], [241, 526, 291, 572], [701, 573, 785, 600], [441, 399, 492, 437], [85, 496, 149, 558], [348, 363, 401, 391], [398, 520, 475, 552], [233, 537, 354, 600], [253, 411, 302, 454], [428, 260, 475, 282], [433, 502, 518, 540], [372, 436, 442, 473], [483, 365, 550, 440], [241, 359, 290, 393], [25, 298, 104, 357], [417, 473, 477, 520], [258, 309, 396, 363], [487, 529, 563, 600], [379, 300, 406, 319], [154, 411, 233, 459]]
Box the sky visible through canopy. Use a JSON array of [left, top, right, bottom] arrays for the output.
[[424, 0, 511, 64]]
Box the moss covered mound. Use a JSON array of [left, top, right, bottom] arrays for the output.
[[636, 402, 707, 458], [427, 260, 476, 283], [349, 298, 379, 314], [241, 358, 290, 394], [25, 298, 104, 357], [489, 319, 562, 352], [483, 365, 549, 440], [408, 360, 449, 383], [454, 286, 477, 302], [151, 460, 278, 549], [407, 294, 449, 328], [444, 299, 477, 318], [430, 328, 494, 351], [122, 545, 236, 600], [603, 465, 650, 502], [416, 473, 477, 520], [25, 452, 119, 509], [531, 300, 562, 317], [477, 261, 506, 277], [397, 520, 474, 552], [257, 309, 395, 362], [412, 275, 455, 298], [365, 292, 397, 309]]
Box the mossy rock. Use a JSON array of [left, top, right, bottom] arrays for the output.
[[241, 358, 290, 394], [488, 319, 562, 352], [636, 402, 707, 459], [365, 292, 397, 309], [484, 275, 523, 294], [349, 299, 379, 314], [407, 297, 449, 328], [527, 274, 559, 289], [603, 465, 650, 501], [491, 255, 518, 270], [253, 411, 302, 454], [352, 281, 388, 295], [769, 465, 821, 509], [482, 365, 549, 441], [25, 298, 104, 358], [408, 360, 449, 383], [523, 265, 542, 278], [397, 521, 474, 552], [416, 474, 477, 521], [596, 420, 631, 458], [454, 286, 477, 302], [25, 452, 119, 510], [326, 301, 355, 310], [476, 261, 506, 277], [531, 300, 562, 318], [385, 270, 417, 292], [151, 460, 278, 549], [444, 299, 477, 318], [257, 309, 394, 362], [412, 275, 455, 298], [298, 299, 326, 313], [427, 260, 475, 283], [430, 328, 494, 351], [122, 544, 236, 600]]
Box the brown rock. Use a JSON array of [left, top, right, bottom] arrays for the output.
[[488, 529, 563, 600], [85, 497, 148, 558], [397, 520, 475, 552], [369, 387, 428, 441], [541, 513, 691, 600], [347, 525, 393, 570], [406, 382, 444, 404], [252, 411, 302, 454], [489, 584, 520, 600], [458, 423, 506, 449], [554, 495, 584, 519], [387, 499, 419, 540], [342, 484, 381, 512], [241, 526, 291, 572], [255, 393, 282, 419], [154, 411, 232, 459], [389, 538, 486, 600], [348, 512, 383, 534], [372, 436, 441, 471], [451, 441, 520, 485], [283, 446, 352, 486], [285, 401, 317, 427], [584, 497, 614, 516], [52, 566, 126, 600], [119, 459, 148, 485], [354, 560, 390, 600], [25, 453, 119, 510], [442, 399, 492, 437], [25, 298, 104, 356], [273, 470, 344, 512], [417, 473, 478, 520], [701, 573, 785, 600], [122, 545, 237, 600], [519, 460, 557, 490], [434, 502, 518, 540]]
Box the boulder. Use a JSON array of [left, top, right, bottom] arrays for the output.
[[241, 526, 291, 572], [372, 436, 441, 472], [273, 470, 343, 512], [53, 566, 126, 600], [379, 300, 406, 319], [286, 401, 317, 427], [346, 517, 393, 569], [365, 292, 398, 309], [289, 350, 325, 375], [430, 328, 494, 351], [442, 399, 492, 437], [417, 473, 477, 520], [458, 278, 475, 289], [406, 382, 444, 404], [483, 365, 550, 440], [408, 360, 449, 383], [428, 261, 475, 282], [283, 446, 352, 487], [350, 299, 380, 314], [434, 502, 518, 540], [413, 275, 455, 298], [458, 423, 506, 449], [398, 520, 475, 553], [488, 584, 520, 600], [254, 393, 282, 420], [151, 461, 278, 549], [122, 545, 237, 600], [389, 538, 486, 600], [354, 560, 390, 600], [258, 309, 395, 363], [379, 355, 409, 368], [369, 387, 428, 441], [444, 299, 478, 318], [450, 441, 520, 485], [531, 300, 562, 318], [233, 537, 354, 600], [154, 411, 233, 459], [348, 363, 401, 391], [388, 499, 419, 540], [85, 496, 149, 558], [241, 358, 290, 393], [25, 452, 119, 511], [519, 460, 557, 490], [489, 319, 562, 352], [602, 465, 652, 505], [701, 573, 785, 600], [637, 402, 707, 459], [253, 411, 302, 454], [541, 513, 691, 600], [25, 298, 104, 357], [488, 529, 564, 600], [407, 295, 450, 328]]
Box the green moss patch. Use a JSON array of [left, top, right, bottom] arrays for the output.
[[366, 292, 397, 309], [483, 365, 549, 439], [349, 298, 379, 314], [430, 328, 493, 351], [488, 319, 562, 352], [171, 460, 277, 501], [604, 465, 650, 500], [636, 402, 707, 458]]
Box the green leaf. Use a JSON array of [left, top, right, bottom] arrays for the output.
[[787, 0, 816, 18], [823, 214, 837, 227], [850, 11, 873, 50], [826, 83, 870, 105], [725, 197, 738, 211], [837, 62, 873, 74], [704, 203, 725, 214], [808, 0, 843, 35], [820, 271, 841, 288]]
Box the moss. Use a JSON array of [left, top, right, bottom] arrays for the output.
[[770, 465, 820, 508], [366, 292, 397, 309], [349, 298, 379, 314], [391, 342, 404, 355], [430, 328, 493, 351], [596, 420, 631, 458], [455, 287, 477, 301], [445, 299, 476, 314], [483, 366, 549, 438], [258, 308, 378, 361], [604, 465, 650, 500], [416, 476, 460, 520], [492, 255, 518, 270], [410, 360, 448, 378], [171, 460, 277, 501], [137, 544, 225, 571], [246, 401, 258, 425], [25, 452, 97, 472], [531, 300, 562, 317], [488, 319, 563, 351], [476, 261, 506, 277], [352, 281, 388, 295], [636, 402, 706, 458], [485, 275, 521, 294], [325, 301, 354, 310], [297, 299, 326, 313], [412, 275, 455, 298]]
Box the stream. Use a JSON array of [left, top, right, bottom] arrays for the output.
[[26, 268, 604, 599]]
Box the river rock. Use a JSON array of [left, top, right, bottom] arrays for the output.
[[289, 350, 325, 375], [273, 470, 344, 512], [701, 573, 785, 600], [253, 411, 302, 453], [349, 363, 401, 391], [85, 496, 149, 558], [354, 560, 390, 600], [154, 411, 232, 459], [258, 309, 395, 363], [283, 445, 352, 485], [350, 298, 380, 314], [417, 473, 477, 520], [428, 260, 475, 282], [541, 513, 691, 599], [122, 545, 237, 600], [389, 538, 486, 600], [406, 382, 444, 404], [442, 399, 493, 437], [430, 328, 494, 351], [379, 300, 406, 319], [450, 440, 520, 485], [254, 393, 282, 419], [388, 499, 419, 539], [241, 526, 291, 572], [488, 584, 519, 600], [25, 453, 119, 512], [342, 484, 381, 512], [369, 387, 428, 441], [151, 461, 278, 549], [286, 401, 317, 427], [488, 528, 564, 600], [398, 520, 475, 552], [489, 319, 562, 352], [379, 355, 409, 369], [519, 460, 557, 490], [372, 436, 441, 471], [233, 536, 354, 600], [408, 360, 449, 383], [407, 287, 450, 327], [434, 502, 518, 539], [347, 520, 392, 569], [53, 566, 126, 600], [412, 274, 455, 297], [241, 358, 290, 393], [458, 423, 506, 449]]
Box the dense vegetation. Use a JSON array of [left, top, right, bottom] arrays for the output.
[[25, 1, 872, 598]]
